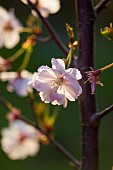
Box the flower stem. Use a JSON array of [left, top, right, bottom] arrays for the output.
[[100, 63, 113, 71], [0, 97, 13, 111], [18, 48, 32, 71], [9, 48, 25, 62]]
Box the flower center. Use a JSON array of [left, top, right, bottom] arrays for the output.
[[4, 21, 13, 32], [51, 75, 65, 90]]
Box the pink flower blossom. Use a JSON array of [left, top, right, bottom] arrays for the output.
[[85, 67, 103, 94], [0, 6, 23, 49], [0, 56, 11, 71], [30, 58, 82, 107], [7, 108, 21, 123], [1, 120, 40, 160], [0, 70, 33, 97]]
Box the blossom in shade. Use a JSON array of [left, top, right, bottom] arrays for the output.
[[7, 108, 21, 123], [37, 0, 61, 18], [0, 56, 11, 71], [30, 58, 82, 107], [1, 120, 40, 160], [0, 70, 33, 97], [21, 0, 61, 18], [0, 6, 23, 49], [85, 67, 103, 94]]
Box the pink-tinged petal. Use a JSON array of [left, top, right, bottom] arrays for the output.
[[39, 89, 66, 106], [28, 72, 38, 86], [9, 9, 23, 30], [34, 79, 51, 92], [64, 76, 82, 95], [66, 68, 82, 80], [4, 31, 20, 49], [51, 58, 65, 70], [39, 91, 51, 103], [37, 69, 57, 82], [91, 83, 96, 94], [38, 65, 50, 72], [62, 85, 78, 101], [0, 6, 9, 23]]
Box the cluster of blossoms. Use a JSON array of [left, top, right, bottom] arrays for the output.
[[1, 120, 40, 160]]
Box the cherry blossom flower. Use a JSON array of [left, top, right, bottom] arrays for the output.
[[1, 120, 40, 160], [0, 56, 11, 71], [85, 63, 113, 94], [21, 0, 61, 18], [85, 67, 103, 94], [0, 6, 23, 49], [0, 70, 33, 97], [30, 58, 82, 107]]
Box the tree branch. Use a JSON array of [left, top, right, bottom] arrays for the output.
[[27, 0, 69, 56], [94, 0, 112, 15], [90, 104, 113, 122], [18, 115, 81, 169], [76, 0, 99, 170]]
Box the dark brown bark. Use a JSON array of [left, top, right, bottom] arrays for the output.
[[76, 1, 99, 170]]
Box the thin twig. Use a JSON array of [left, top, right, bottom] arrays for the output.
[[27, 0, 69, 55], [91, 104, 113, 122], [36, 35, 52, 42], [94, 0, 112, 15]]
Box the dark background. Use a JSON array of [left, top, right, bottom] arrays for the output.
[[0, 0, 113, 170]]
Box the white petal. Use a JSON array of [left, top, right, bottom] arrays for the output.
[[21, 70, 33, 79], [0, 72, 17, 81], [9, 9, 23, 30], [38, 65, 50, 72], [63, 85, 77, 101], [4, 31, 20, 49], [51, 58, 65, 70], [66, 68, 82, 80], [76, 69, 82, 80], [64, 76, 82, 96], [38, 0, 60, 14], [0, 6, 9, 23]]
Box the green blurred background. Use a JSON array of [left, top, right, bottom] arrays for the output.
[[0, 0, 113, 170]]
